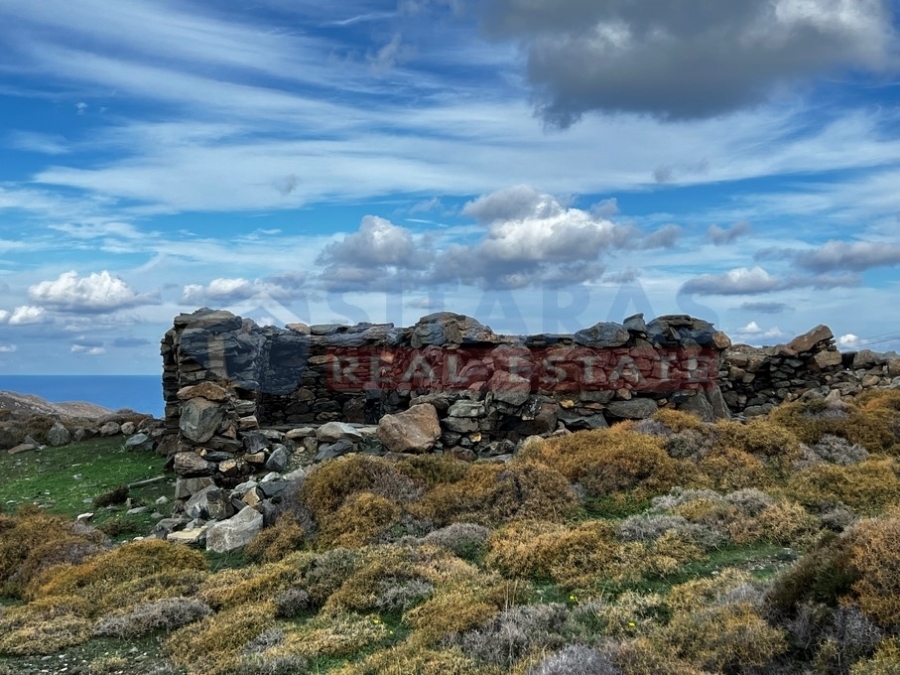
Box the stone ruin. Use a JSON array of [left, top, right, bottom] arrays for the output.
[[155, 308, 900, 550]]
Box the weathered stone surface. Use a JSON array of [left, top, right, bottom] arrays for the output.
[[442, 417, 479, 433], [173, 452, 214, 476], [47, 422, 71, 447], [125, 433, 155, 452], [678, 392, 715, 423], [488, 371, 531, 407], [168, 526, 208, 545], [377, 404, 441, 453], [852, 350, 881, 370], [179, 398, 225, 444], [813, 350, 842, 370], [243, 431, 269, 454], [266, 445, 290, 473], [8, 442, 38, 455], [285, 427, 315, 440], [316, 422, 363, 443], [239, 415, 260, 431], [206, 506, 263, 552], [184, 485, 222, 520], [177, 382, 230, 402], [788, 325, 833, 353], [120, 421, 136, 436], [447, 400, 485, 418], [315, 439, 355, 462], [606, 398, 658, 419], [99, 421, 121, 437], [574, 322, 630, 349], [558, 413, 608, 431], [411, 312, 499, 346], [174, 476, 215, 500]]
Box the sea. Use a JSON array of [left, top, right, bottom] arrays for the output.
[[0, 375, 164, 418]]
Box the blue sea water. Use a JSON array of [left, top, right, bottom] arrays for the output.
[[0, 375, 163, 418]]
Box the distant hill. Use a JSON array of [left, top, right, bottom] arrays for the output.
[[0, 390, 113, 419]]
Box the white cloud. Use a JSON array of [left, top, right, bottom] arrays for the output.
[[181, 273, 308, 304], [682, 266, 860, 296], [71, 344, 106, 355], [0, 344, 17, 353], [839, 333, 860, 348], [9, 305, 47, 325], [28, 271, 151, 312]]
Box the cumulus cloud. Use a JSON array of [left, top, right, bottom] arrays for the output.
[[182, 272, 308, 304], [839, 333, 860, 348], [3, 305, 48, 325], [0, 344, 17, 353], [463, 185, 566, 223], [681, 266, 860, 295], [71, 344, 106, 355], [319, 216, 431, 269], [708, 222, 752, 245], [479, 0, 895, 126], [28, 271, 152, 312]]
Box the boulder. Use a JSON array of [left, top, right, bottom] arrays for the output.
[[377, 404, 441, 453], [173, 452, 214, 477], [574, 322, 630, 349], [125, 433, 155, 452], [174, 476, 216, 500], [168, 526, 208, 546], [788, 325, 833, 354], [410, 313, 499, 347], [316, 422, 363, 443], [265, 444, 290, 473], [315, 439, 355, 462], [177, 382, 230, 402], [99, 421, 121, 437], [47, 422, 71, 447], [606, 398, 658, 420], [120, 421, 136, 436], [206, 506, 264, 552], [180, 398, 225, 444]]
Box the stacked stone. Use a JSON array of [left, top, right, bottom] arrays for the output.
[[720, 325, 846, 416]]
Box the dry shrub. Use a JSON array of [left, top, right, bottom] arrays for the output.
[[93, 597, 213, 638], [0, 507, 107, 597], [485, 520, 669, 590], [396, 453, 472, 487], [523, 426, 682, 502], [415, 461, 578, 527], [298, 455, 424, 524], [850, 639, 900, 675], [769, 400, 848, 445], [713, 417, 802, 469], [767, 531, 859, 616], [787, 458, 900, 515], [571, 592, 666, 641], [262, 613, 389, 661], [274, 588, 311, 619], [844, 408, 900, 454], [0, 614, 93, 656], [245, 514, 307, 563], [405, 585, 502, 646], [616, 514, 723, 551], [93, 484, 129, 508], [612, 637, 710, 675], [455, 602, 571, 667], [334, 643, 487, 675], [849, 516, 900, 629], [527, 644, 623, 675], [197, 559, 302, 610], [27, 539, 208, 609], [695, 447, 772, 491], [421, 523, 491, 560], [95, 568, 208, 611], [658, 570, 786, 672], [727, 500, 821, 546], [317, 492, 402, 549], [654, 408, 707, 433], [166, 602, 274, 675], [811, 435, 870, 466], [296, 548, 363, 608]]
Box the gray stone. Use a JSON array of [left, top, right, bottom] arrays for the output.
[[258, 480, 288, 498], [814, 350, 842, 370], [788, 325, 833, 353], [99, 421, 121, 437], [853, 349, 882, 370], [623, 313, 648, 334], [206, 506, 263, 553], [242, 431, 270, 454], [47, 422, 71, 447], [168, 526, 208, 546], [558, 411, 609, 430], [315, 439, 355, 462], [488, 371, 531, 407], [678, 392, 715, 422], [184, 485, 221, 520], [125, 433, 155, 452], [285, 427, 315, 440], [606, 398, 658, 419], [442, 417, 479, 433], [173, 452, 214, 477], [120, 421, 136, 436], [266, 445, 290, 473], [179, 398, 225, 444], [574, 322, 630, 349], [316, 422, 363, 443], [377, 403, 441, 453], [447, 400, 485, 418], [174, 476, 215, 500]]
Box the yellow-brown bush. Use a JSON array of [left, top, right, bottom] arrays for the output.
[[613, 637, 712, 675], [197, 559, 302, 611], [713, 417, 802, 469], [0, 594, 94, 655], [334, 643, 491, 675], [27, 539, 208, 610], [244, 514, 307, 563], [93, 568, 208, 611], [485, 520, 646, 591], [654, 408, 707, 432], [726, 500, 821, 546], [786, 458, 900, 515], [768, 400, 847, 445], [414, 460, 578, 527], [0, 507, 107, 598], [850, 516, 900, 629], [317, 491, 402, 549], [844, 408, 900, 454], [264, 613, 389, 661], [522, 426, 682, 502], [850, 639, 900, 675], [166, 601, 275, 675], [695, 447, 772, 491]]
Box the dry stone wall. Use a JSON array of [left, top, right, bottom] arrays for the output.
[[157, 308, 900, 547]]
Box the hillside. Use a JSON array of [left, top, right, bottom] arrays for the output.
[[0, 390, 113, 420]]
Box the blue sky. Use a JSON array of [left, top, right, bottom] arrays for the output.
[[1, 0, 900, 374]]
